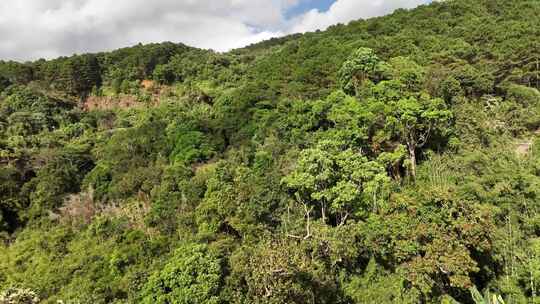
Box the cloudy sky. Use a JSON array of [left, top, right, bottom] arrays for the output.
[[0, 0, 430, 62]]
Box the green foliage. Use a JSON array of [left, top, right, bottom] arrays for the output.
[[355, 55, 454, 178], [56, 54, 102, 96], [365, 187, 494, 290], [283, 140, 390, 223], [343, 258, 420, 303], [338, 47, 385, 95], [0, 76, 11, 93], [0, 287, 40, 304], [140, 243, 222, 304], [27, 147, 94, 219], [470, 286, 506, 304], [227, 235, 352, 304], [167, 123, 215, 165], [153, 64, 176, 85], [1, 1, 540, 303], [0, 61, 33, 84]]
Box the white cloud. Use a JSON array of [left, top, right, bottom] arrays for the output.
[[288, 0, 428, 33], [0, 0, 428, 61]]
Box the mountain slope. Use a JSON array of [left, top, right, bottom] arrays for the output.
[[0, 0, 540, 303]]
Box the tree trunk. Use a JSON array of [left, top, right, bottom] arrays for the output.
[[304, 204, 312, 239], [536, 57, 539, 89], [321, 202, 326, 224], [408, 144, 417, 179]]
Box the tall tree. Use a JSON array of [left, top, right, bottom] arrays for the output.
[[384, 93, 452, 178], [0, 75, 11, 92], [283, 140, 390, 227], [338, 47, 386, 96]]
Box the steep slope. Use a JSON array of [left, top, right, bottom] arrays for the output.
[[0, 1, 540, 303]]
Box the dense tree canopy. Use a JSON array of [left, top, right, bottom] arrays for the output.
[[1, 0, 540, 303]]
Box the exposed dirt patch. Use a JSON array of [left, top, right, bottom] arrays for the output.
[[82, 80, 168, 111], [141, 80, 156, 90], [516, 141, 532, 156], [83, 95, 143, 111]]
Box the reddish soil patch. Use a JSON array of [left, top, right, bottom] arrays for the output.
[[141, 80, 156, 90], [83, 95, 142, 111]]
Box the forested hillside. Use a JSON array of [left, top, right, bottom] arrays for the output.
[[1, 0, 540, 303]]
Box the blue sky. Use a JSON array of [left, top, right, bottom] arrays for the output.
[[286, 0, 431, 19], [286, 0, 336, 18]]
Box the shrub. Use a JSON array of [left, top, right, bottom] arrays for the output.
[[0, 287, 40, 304], [140, 243, 222, 304]]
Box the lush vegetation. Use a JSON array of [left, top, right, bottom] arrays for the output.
[[1, 0, 540, 303]]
